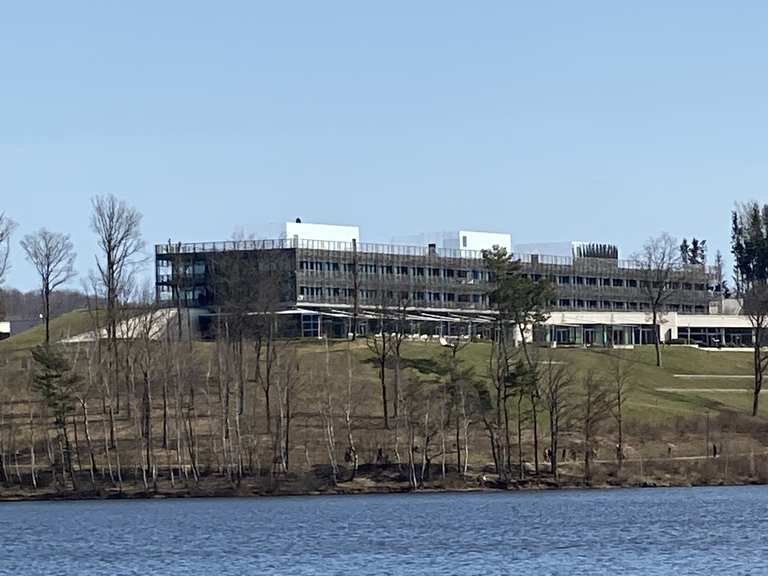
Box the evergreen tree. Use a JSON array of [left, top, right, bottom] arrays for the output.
[[31, 344, 81, 489]]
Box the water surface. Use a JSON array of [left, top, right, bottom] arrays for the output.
[[2, 486, 766, 575]]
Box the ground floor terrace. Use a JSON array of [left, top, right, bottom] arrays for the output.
[[193, 306, 756, 347]]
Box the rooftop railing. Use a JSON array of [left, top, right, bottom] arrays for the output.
[[155, 238, 716, 274]]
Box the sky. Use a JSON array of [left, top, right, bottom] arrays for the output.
[[2, 1, 767, 291]]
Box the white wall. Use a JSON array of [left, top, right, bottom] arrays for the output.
[[514, 241, 581, 258], [284, 222, 360, 244], [450, 230, 512, 252]]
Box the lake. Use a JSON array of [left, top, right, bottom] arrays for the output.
[[1, 486, 766, 575]]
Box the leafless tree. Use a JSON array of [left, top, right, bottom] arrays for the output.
[[90, 194, 144, 340], [542, 355, 572, 481], [366, 294, 394, 430], [344, 342, 359, 480], [579, 370, 614, 483], [732, 202, 768, 416], [20, 229, 77, 343], [634, 233, 680, 367], [0, 213, 17, 317], [609, 352, 632, 471]]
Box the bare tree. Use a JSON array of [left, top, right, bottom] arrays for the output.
[[0, 213, 17, 317], [732, 202, 768, 416], [609, 352, 632, 471], [366, 294, 393, 430], [542, 355, 572, 481], [634, 233, 680, 367], [20, 229, 77, 343], [90, 195, 144, 341], [579, 370, 614, 483]]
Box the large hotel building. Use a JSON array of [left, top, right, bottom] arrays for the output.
[[155, 221, 752, 346]]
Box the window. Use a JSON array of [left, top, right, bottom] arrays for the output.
[[613, 301, 626, 310], [575, 276, 585, 285], [299, 286, 323, 298], [301, 315, 319, 337], [413, 291, 425, 301], [586, 277, 598, 286], [444, 292, 456, 302], [429, 268, 441, 277], [444, 269, 455, 278], [462, 235, 468, 248], [472, 294, 482, 303], [627, 279, 638, 288], [587, 300, 598, 309], [558, 299, 571, 307], [558, 276, 571, 285], [457, 269, 468, 278], [428, 292, 442, 302], [602, 300, 612, 309], [458, 294, 470, 303], [601, 278, 611, 287], [413, 267, 425, 276], [397, 266, 409, 275], [612, 279, 624, 287]]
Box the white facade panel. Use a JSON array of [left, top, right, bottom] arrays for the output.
[[284, 222, 360, 244], [515, 241, 582, 258], [456, 230, 512, 253]]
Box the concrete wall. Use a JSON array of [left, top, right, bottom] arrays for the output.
[[284, 222, 360, 244]]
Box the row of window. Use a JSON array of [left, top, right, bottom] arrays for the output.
[[298, 286, 489, 304], [551, 275, 707, 291], [555, 299, 706, 313], [299, 260, 491, 281]]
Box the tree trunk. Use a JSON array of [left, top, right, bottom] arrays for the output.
[[652, 309, 662, 368], [380, 361, 389, 430]]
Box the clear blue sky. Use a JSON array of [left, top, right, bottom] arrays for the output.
[[2, 1, 766, 291]]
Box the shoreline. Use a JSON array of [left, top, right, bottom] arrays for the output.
[[2, 475, 764, 503]]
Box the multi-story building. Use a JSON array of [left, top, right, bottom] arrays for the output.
[[155, 221, 750, 345]]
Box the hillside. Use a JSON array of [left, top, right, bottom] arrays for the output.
[[0, 320, 767, 499]]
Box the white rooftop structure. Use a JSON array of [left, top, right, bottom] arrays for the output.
[[445, 230, 512, 253], [514, 241, 591, 258], [284, 221, 360, 244]]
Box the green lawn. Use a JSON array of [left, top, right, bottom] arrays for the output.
[[0, 308, 101, 353]]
